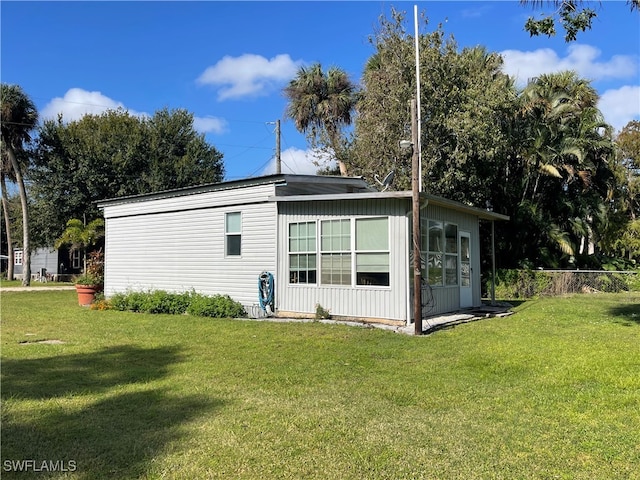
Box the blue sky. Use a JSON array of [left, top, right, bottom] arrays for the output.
[[2, 1, 639, 181]]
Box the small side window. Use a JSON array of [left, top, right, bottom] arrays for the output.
[[225, 212, 241, 256]]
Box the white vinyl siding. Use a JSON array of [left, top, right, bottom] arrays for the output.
[[102, 183, 278, 307]]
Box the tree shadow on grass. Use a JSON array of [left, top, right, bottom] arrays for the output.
[[1, 345, 181, 399], [1, 345, 225, 478], [609, 303, 640, 325]]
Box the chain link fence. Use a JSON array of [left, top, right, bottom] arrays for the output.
[[488, 270, 640, 299]]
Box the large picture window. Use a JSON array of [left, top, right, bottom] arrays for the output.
[[225, 212, 241, 256], [320, 219, 351, 285], [289, 216, 391, 288], [355, 217, 389, 286], [289, 222, 317, 284], [423, 220, 458, 287]]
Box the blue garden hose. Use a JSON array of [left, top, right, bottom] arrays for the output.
[[258, 271, 274, 315]]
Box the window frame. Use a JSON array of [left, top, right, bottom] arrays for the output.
[[14, 249, 23, 266], [288, 221, 317, 285], [354, 216, 390, 287], [319, 218, 352, 286], [225, 211, 242, 257], [423, 220, 459, 288]]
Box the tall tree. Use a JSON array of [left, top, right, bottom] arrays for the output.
[[510, 72, 616, 266], [30, 108, 224, 246], [600, 120, 640, 261], [520, 0, 639, 42], [1, 148, 16, 280], [284, 63, 357, 176], [352, 9, 517, 208], [1, 84, 38, 286]]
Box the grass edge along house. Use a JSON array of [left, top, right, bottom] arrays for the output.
[[98, 174, 508, 326]]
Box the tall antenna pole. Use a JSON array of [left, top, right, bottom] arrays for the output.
[[414, 4, 422, 192], [275, 119, 281, 174], [411, 98, 422, 335]]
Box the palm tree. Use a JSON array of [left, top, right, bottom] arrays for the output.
[[1, 84, 38, 286], [1, 148, 16, 280], [284, 63, 356, 176], [55, 218, 105, 274], [517, 72, 615, 264]]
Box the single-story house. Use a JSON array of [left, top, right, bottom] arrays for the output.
[[98, 174, 508, 326], [12, 246, 80, 281]]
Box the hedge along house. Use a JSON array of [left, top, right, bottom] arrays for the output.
[[98, 174, 508, 327]]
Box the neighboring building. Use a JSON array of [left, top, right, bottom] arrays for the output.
[[13, 246, 80, 281], [98, 174, 508, 326]]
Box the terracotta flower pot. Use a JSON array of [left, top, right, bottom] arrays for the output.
[[75, 284, 101, 306]]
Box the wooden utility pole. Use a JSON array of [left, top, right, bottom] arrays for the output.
[[411, 98, 422, 335], [275, 119, 281, 174]]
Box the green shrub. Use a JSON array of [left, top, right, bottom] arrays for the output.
[[492, 269, 551, 299], [143, 290, 191, 314], [626, 272, 640, 291], [109, 290, 245, 318], [314, 303, 331, 320], [489, 269, 640, 299], [187, 293, 246, 318]]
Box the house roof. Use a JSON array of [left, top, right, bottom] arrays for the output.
[[97, 173, 508, 221], [269, 190, 510, 221], [97, 174, 371, 208]]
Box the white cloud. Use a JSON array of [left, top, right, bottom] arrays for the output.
[[598, 85, 640, 132], [40, 88, 146, 122], [196, 53, 302, 101], [261, 147, 336, 175], [500, 44, 638, 86], [193, 115, 227, 134]]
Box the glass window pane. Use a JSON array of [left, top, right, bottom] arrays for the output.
[[445, 223, 458, 254], [226, 235, 241, 256], [428, 253, 443, 286], [356, 218, 389, 250], [226, 212, 241, 233], [356, 253, 389, 272], [461, 236, 470, 261], [428, 221, 443, 253], [445, 254, 458, 285]]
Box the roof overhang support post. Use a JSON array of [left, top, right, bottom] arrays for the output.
[[491, 220, 496, 305]]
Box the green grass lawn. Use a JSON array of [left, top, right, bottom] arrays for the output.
[[1, 290, 639, 479]]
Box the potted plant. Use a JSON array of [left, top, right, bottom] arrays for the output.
[[74, 249, 104, 306], [55, 218, 105, 306]]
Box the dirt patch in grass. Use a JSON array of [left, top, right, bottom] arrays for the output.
[[19, 339, 66, 345]]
